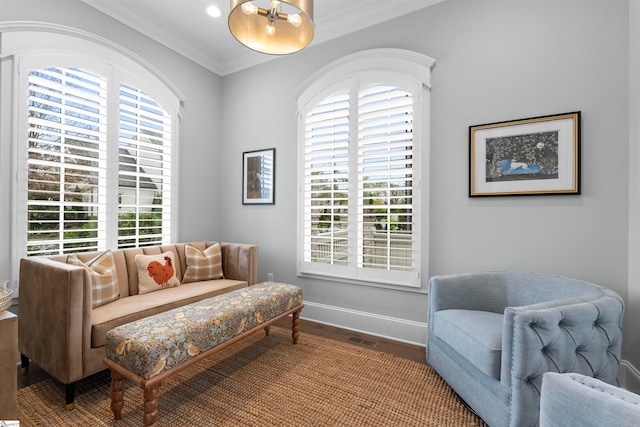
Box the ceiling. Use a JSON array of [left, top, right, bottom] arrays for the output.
[[79, 0, 444, 76]]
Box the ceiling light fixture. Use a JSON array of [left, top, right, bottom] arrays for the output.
[[228, 0, 314, 55], [207, 5, 222, 18]]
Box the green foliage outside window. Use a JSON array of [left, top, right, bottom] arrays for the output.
[[28, 211, 163, 255]]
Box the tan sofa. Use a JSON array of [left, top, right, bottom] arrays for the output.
[[18, 241, 258, 410]]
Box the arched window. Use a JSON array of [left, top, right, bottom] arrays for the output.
[[295, 49, 435, 289], [0, 25, 182, 266]]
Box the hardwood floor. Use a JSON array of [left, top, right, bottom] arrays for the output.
[[274, 317, 427, 363], [17, 316, 427, 390]]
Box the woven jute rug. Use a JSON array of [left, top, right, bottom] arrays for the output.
[[17, 326, 486, 426]]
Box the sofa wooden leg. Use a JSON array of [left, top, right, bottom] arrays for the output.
[[65, 382, 76, 411], [20, 354, 29, 375]]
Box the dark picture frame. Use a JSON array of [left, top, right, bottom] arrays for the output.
[[242, 148, 275, 205], [469, 111, 581, 197]]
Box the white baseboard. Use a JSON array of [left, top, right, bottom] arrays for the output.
[[619, 360, 640, 393], [300, 301, 427, 347]]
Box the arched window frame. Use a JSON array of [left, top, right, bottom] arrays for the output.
[[294, 49, 435, 290], [0, 23, 184, 292]]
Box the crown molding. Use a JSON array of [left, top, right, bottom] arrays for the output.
[[79, 0, 446, 76]]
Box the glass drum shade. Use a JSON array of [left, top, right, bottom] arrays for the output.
[[229, 0, 314, 55]]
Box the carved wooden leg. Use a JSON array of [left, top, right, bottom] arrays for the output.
[[143, 382, 161, 427], [292, 310, 300, 344], [264, 325, 271, 336], [110, 370, 125, 420]]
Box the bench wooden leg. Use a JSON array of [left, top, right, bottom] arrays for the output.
[[143, 382, 161, 426], [264, 325, 271, 336], [292, 310, 300, 344], [110, 370, 125, 420]]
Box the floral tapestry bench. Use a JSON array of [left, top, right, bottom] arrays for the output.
[[104, 282, 303, 426]]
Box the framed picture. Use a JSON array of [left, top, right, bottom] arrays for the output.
[[243, 148, 275, 205], [469, 111, 581, 197]]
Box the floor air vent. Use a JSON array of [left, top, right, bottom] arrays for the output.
[[348, 336, 378, 347]]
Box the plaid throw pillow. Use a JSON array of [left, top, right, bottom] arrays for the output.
[[182, 243, 224, 284], [68, 250, 120, 308]]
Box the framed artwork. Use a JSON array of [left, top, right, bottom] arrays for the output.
[[469, 111, 581, 197], [243, 148, 275, 205]]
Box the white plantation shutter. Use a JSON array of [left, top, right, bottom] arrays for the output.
[[117, 83, 173, 248], [22, 65, 175, 256], [298, 70, 425, 288], [357, 84, 414, 273], [26, 67, 108, 255], [302, 91, 350, 267]]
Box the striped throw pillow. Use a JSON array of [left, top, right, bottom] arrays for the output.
[[68, 250, 120, 308], [182, 243, 224, 284]]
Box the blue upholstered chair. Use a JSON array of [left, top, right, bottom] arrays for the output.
[[427, 271, 624, 427], [540, 372, 640, 427]]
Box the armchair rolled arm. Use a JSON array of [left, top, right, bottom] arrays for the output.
[[540, 372, 640, 427], [429, 272, 511, 314], [220, 242, 258, 285], [18, 257, 92, 384]]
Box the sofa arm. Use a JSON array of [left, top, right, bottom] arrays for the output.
[[220, 242, 258, 285], [18, 257, 92, 384]]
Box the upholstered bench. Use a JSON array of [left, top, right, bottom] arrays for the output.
[[104, 282, 303, 426]]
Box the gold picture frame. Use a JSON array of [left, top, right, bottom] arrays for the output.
[[469, 112, 581, 196]]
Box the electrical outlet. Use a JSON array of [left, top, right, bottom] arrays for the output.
[[267, 273, 274, 282]]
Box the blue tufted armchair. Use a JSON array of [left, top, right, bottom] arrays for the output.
[[427, 271, 624, 427]]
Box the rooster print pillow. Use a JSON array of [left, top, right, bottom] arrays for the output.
[[135, 251, 181, 294]]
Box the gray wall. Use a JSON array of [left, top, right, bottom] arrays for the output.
[[0, 0, 224, 243], [627, 0, 640, 380], [219, 0, 633, 353], [2, 0, 638, 364]]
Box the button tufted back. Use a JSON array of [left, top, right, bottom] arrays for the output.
[[505, 288, 623, 426]]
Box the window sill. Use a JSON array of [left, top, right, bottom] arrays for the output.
[[297, 271, 428, 294]]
